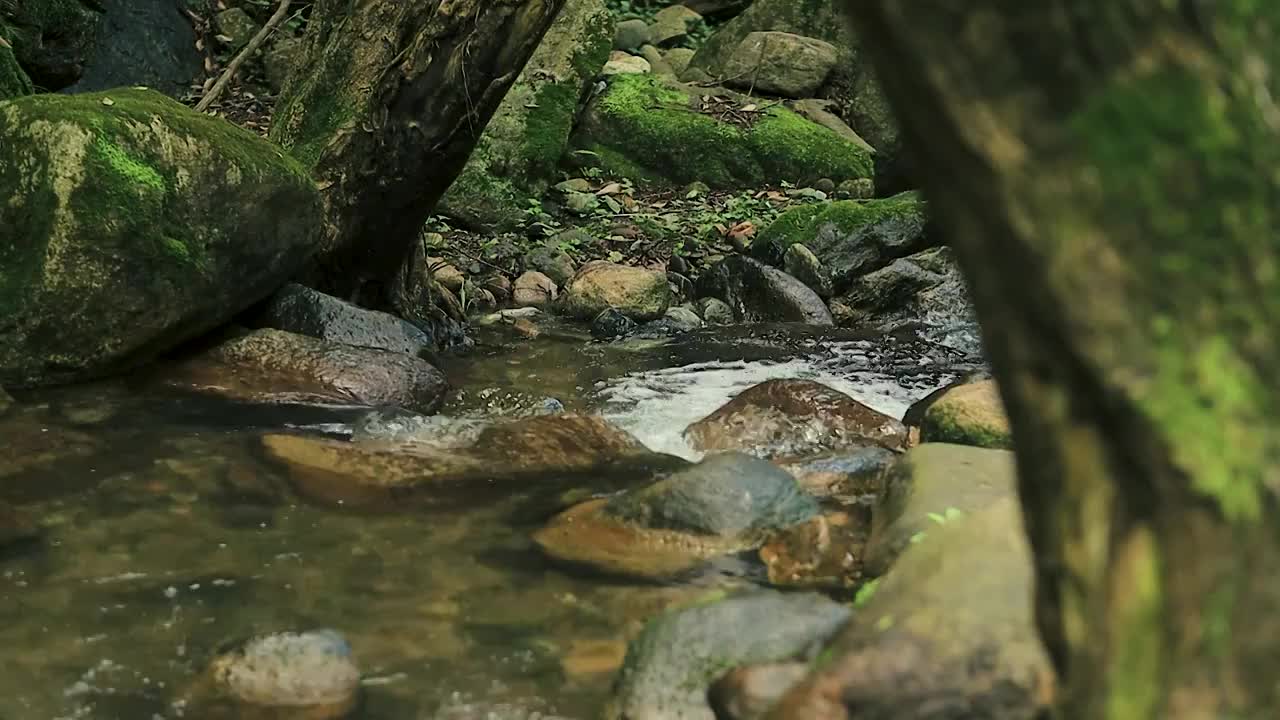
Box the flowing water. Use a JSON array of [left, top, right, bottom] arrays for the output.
[[0, 322, 980, 719]]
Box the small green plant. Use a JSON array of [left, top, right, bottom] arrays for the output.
[[852, 578, 880, 608]]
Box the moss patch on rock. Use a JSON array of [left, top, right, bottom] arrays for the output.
[[438, 0, 613, 231], [570, 74, 872, 188], [0, 88, 322, 387], [917, 380, 1013, 450], [0, 23, 32, 100]]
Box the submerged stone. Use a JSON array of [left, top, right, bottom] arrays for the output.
[[0, 89, 321, 388], [196, 629, 361, 719]]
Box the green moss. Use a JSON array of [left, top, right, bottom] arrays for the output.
[[1105, 528, 1164, 720], [921, 406, 1013, 450], [574, 74, 871, 188], [269, 39, 359, 170], [0, 42, 31, 100], [522, 80, 580, 182], [754, 191, 923, 260], [94, 137, 165, 193]]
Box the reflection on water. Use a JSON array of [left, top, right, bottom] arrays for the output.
[[0, 323, 976, 719]]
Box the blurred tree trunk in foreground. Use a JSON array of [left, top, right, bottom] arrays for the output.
[[270, 0, 566, 306], [847, 2, 1280, 717]]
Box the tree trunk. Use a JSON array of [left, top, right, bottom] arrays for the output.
[[844, 3, 1280, 717], [270, 0, 565, 304]]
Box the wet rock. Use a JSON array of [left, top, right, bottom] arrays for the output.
[[605, 590, 850, 720], [772, 499, 1052, 720], [512, 271, 559, 309], [668, 271, 696, 302], [0, 89, 321, 388], [571, 75, 871, 189], [561, 261, 671, 321], [609, 451, 819, 536], [524, 245, 578, 287], [782, 243, 832, 298], [195, 629, 361, 720], [603, 52, 652, 76], [476, 307, 544, 327], [592, 308, 639, 340], [758, 510, 863, 590], [723, 32, 839, 98], [660, 305, 704, 332], [773, 445, 896, 499], [685, 379, 907, 459], [250, 284, 435, 356], [709, 663, 809, 720], [863, 443, 1016, 576], [512, 317, 541, 338], [438, 0, 613, 231], [265, 414, 666, 510], [698, 256, 834, 325], [753, 192, 931, 295], [263, 35, 304, 92], [698, 297, 735, 325], [168, 329, 449, 414], [214, 8, 260, 50], [906, 378, 1011, 449], [614, 18, 651, 51]]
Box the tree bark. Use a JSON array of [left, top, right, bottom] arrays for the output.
[[844, 2, 1280, 718], [270, 0, 565, 304]]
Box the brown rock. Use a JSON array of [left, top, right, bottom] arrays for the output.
[[512, 318, 541, 338], [758, 511, 864, 590], [165, 329, 449, 414], [482, 274, 513, 303], [560, 261, 671, 321], [684, 379, 908, 459], [513, 271, 559, 308], [772, 446, 896, 500], [709, 663, 809, 720], [429, 257, 466, 294]]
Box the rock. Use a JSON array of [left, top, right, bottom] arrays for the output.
[[214, 8, 260, 50], [481, 274, 513, 303], [200, 629, 360, 719], [667, 271, 696, 301], [0, 89, 321, 388], [812, 177, 836, 193], [772, 499, 1053, 720], [683, 180, 712, 197], [753, 192, 931, 295], [605, 590, 850, 720], [709, 663, 809, 720], [661, 305, 704, 332], [757, 511, 864, 590], [647, 19, 688, 48], [564, 189, 600, 213], [906, 379, 1012, 449], [430, 259, 466, 293], [697, 256, 834, 325], [570, 75, 872, 189], [863, 443, 1017, 576], [607, 452, 819, 538], [684, 0, 906, 191], [437, 0, 613, 231], [638, 44, 674, 77], [614, 18, 651, 51], [467, 284, 498, 312], [664, 47, 697, 77], [167, 329, 449, 414], [3, 0, 100, 90], [554, 177, 593, 193], [561, 261, 671, 321], [773, 445, 897, 499], [722, 32, 838, 98], [512, 271, 559, 309], [535, 452, 818, 579], [603, 51, 652, 76], [265, 414, 670, 510], [476, 307, 543, 326], [512, 317, 541, 338], [591, 308, 639, 340], [686, 380, 907, 459], [653, 5, 704, 28], [698, 297, 735, 325], [69, 0, 202, 96], [789, 99, 876, 154], [263, 35, 305, 92], [782, 243, 831, 297], [836, 177, 875, 199], [250, 284, 435, 357]]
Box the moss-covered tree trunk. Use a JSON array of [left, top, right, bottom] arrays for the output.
[[270, 0, 565, 304], [845, 2, 1280, 717]]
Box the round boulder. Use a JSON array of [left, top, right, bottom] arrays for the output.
[[561, 261, 671, 321]]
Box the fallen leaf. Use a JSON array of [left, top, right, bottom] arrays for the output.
[[101, 97, 115, 106], [595, 182, 623, 196]]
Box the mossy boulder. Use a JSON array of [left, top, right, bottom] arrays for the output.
[[559, 261, 671, 321], [908, 378, 1013, 450], [754, 192, 932, 295], [770, 499, 1053, 720], [0, 89, 322, 388], [437, 0, 613, 231], [569, 74, 872, 189], [684, 0, 906, 192]]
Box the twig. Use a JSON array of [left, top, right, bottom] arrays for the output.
[[195, 0, 291, 113]]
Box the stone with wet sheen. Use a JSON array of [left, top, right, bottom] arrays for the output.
[[685, 379, 908, 458], [250, 283, 437, 356], [164, 329, 449, 414], [606, 590, 850, 720], [698, 256, 834, 326]]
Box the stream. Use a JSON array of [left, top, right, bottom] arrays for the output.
[[0, 320, 980, 719]]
